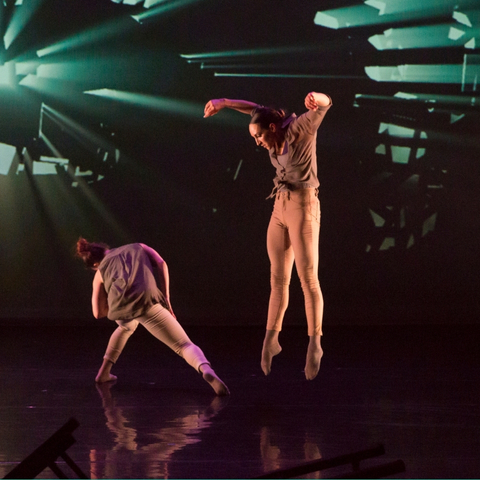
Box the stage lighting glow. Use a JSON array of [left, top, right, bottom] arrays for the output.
[[180, 45, 313, 62], [0, 61, 16, 86], [314, 0, 480, 29], [213, 73, 361, 79], [355, 91, 479, 109], [314, 5, 381, 29], [365, 64, 465, 83], [369, 209, 386, 227], [36, 16, 136, 58], [19, 74, 82, 106], [131, 0, 205, 23], [84, 88, 201, 116], [376, 122, 427, 164], [453, 11, 473, 28], [40, 104, 119, 166], [380, 237, 395, 251], [0, 143, 17, 175], [368, 21, 479, 50], [15, 60, 38, 76], [32, 157, 68, 175], [4, 0, 44, 50], [83, 89, 257, 127], [379, 122, 427, 139]]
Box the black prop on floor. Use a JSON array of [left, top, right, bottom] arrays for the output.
[[4, 418, 87, 479]]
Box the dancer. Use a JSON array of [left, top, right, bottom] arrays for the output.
[[204, 92, 332, 380], [75, 238, 229, 396]]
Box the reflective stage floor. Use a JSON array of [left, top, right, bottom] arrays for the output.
[[0, 324, 478, 479]]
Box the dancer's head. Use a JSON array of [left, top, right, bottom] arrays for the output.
[[75, 237, 109, 269], [249, 106, 286, 150]]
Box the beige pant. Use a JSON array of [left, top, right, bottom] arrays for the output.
[[104, 304, 210, 372], [266, 188, 323, 336]]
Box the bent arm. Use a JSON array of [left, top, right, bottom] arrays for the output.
[[140, 244, 175, 316], [204, 98, 259, 118], [92, 270, 109, 319], [305, 92, 332, 110]]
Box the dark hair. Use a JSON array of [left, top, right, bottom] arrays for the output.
[[250, 106, 286, 130], [75, 237, 109, 269]]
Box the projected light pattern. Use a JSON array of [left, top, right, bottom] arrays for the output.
[[38, 104, 121, 187], [178, 44, 363, 79], [0, 103, 121, 191], [112, 0, 184, 8], [314, 0, 480, 29], [3, 0, 43, 50], [35, 16, 136, 58], [313, 1, 479, 252], [0, 142, 18, 175], [368, 23, 479, 50], [130, 0, 207, 23]]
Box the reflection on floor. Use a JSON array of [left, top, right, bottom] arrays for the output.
[[0, 324, 478, 479]]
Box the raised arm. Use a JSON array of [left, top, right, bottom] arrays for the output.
[[92, 270, 109, 319], [204, 98, 259, 118], [140, 243, 175, 316], [305, 92, 332, 111]]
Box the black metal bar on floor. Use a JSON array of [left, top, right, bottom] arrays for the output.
[[254, 444, 386, 479]]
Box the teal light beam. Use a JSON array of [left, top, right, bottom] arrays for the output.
[[0, 61, 16, 87], [34, 56, 140, 82], [131, 0, 206, 23], [0, 2, 4, 51], [83, 88, 246, 126], [38, 104, 129, 240], [4, 0, 44, 50], [214, 73, 363, 79], [84, 88, 200, 115], [19, 74, 81, 103], [355, 91, 479, 108], [369, 23, 480, 50], [36, 15, 136, 58], [365, 63, 476, 84], [180, 45, 319, 62], [40, 103, 116, 155], [314, 0, 480, 29]]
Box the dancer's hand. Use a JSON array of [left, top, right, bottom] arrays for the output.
[[305, 92, 319, 111], [305, 92, 331, 110], [204, 99, 224, 118]]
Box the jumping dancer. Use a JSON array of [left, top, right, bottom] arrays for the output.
[[204, 92, 332, 380]]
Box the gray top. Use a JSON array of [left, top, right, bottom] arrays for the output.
[[264, 104, 331, 196], [98, 243, 167, 321]]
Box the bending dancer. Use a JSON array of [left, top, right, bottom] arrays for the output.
[[204, 92, 332, 380], [75, 238, 230, 396]]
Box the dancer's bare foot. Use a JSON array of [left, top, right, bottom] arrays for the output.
[[200, 364, 230, 396], [261, 329, 282, 376], [304, 335, 323, 380], [95, 373, 117, 383], [95, 359, 116, 383]]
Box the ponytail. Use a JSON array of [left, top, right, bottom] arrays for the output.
[[75, 237, 109, 269]]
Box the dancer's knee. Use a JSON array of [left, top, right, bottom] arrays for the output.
[[174, 339, 194, 357], [270, 272, 291, 288]]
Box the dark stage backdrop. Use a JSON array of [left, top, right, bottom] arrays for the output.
[[0, 0, 478, 326]]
